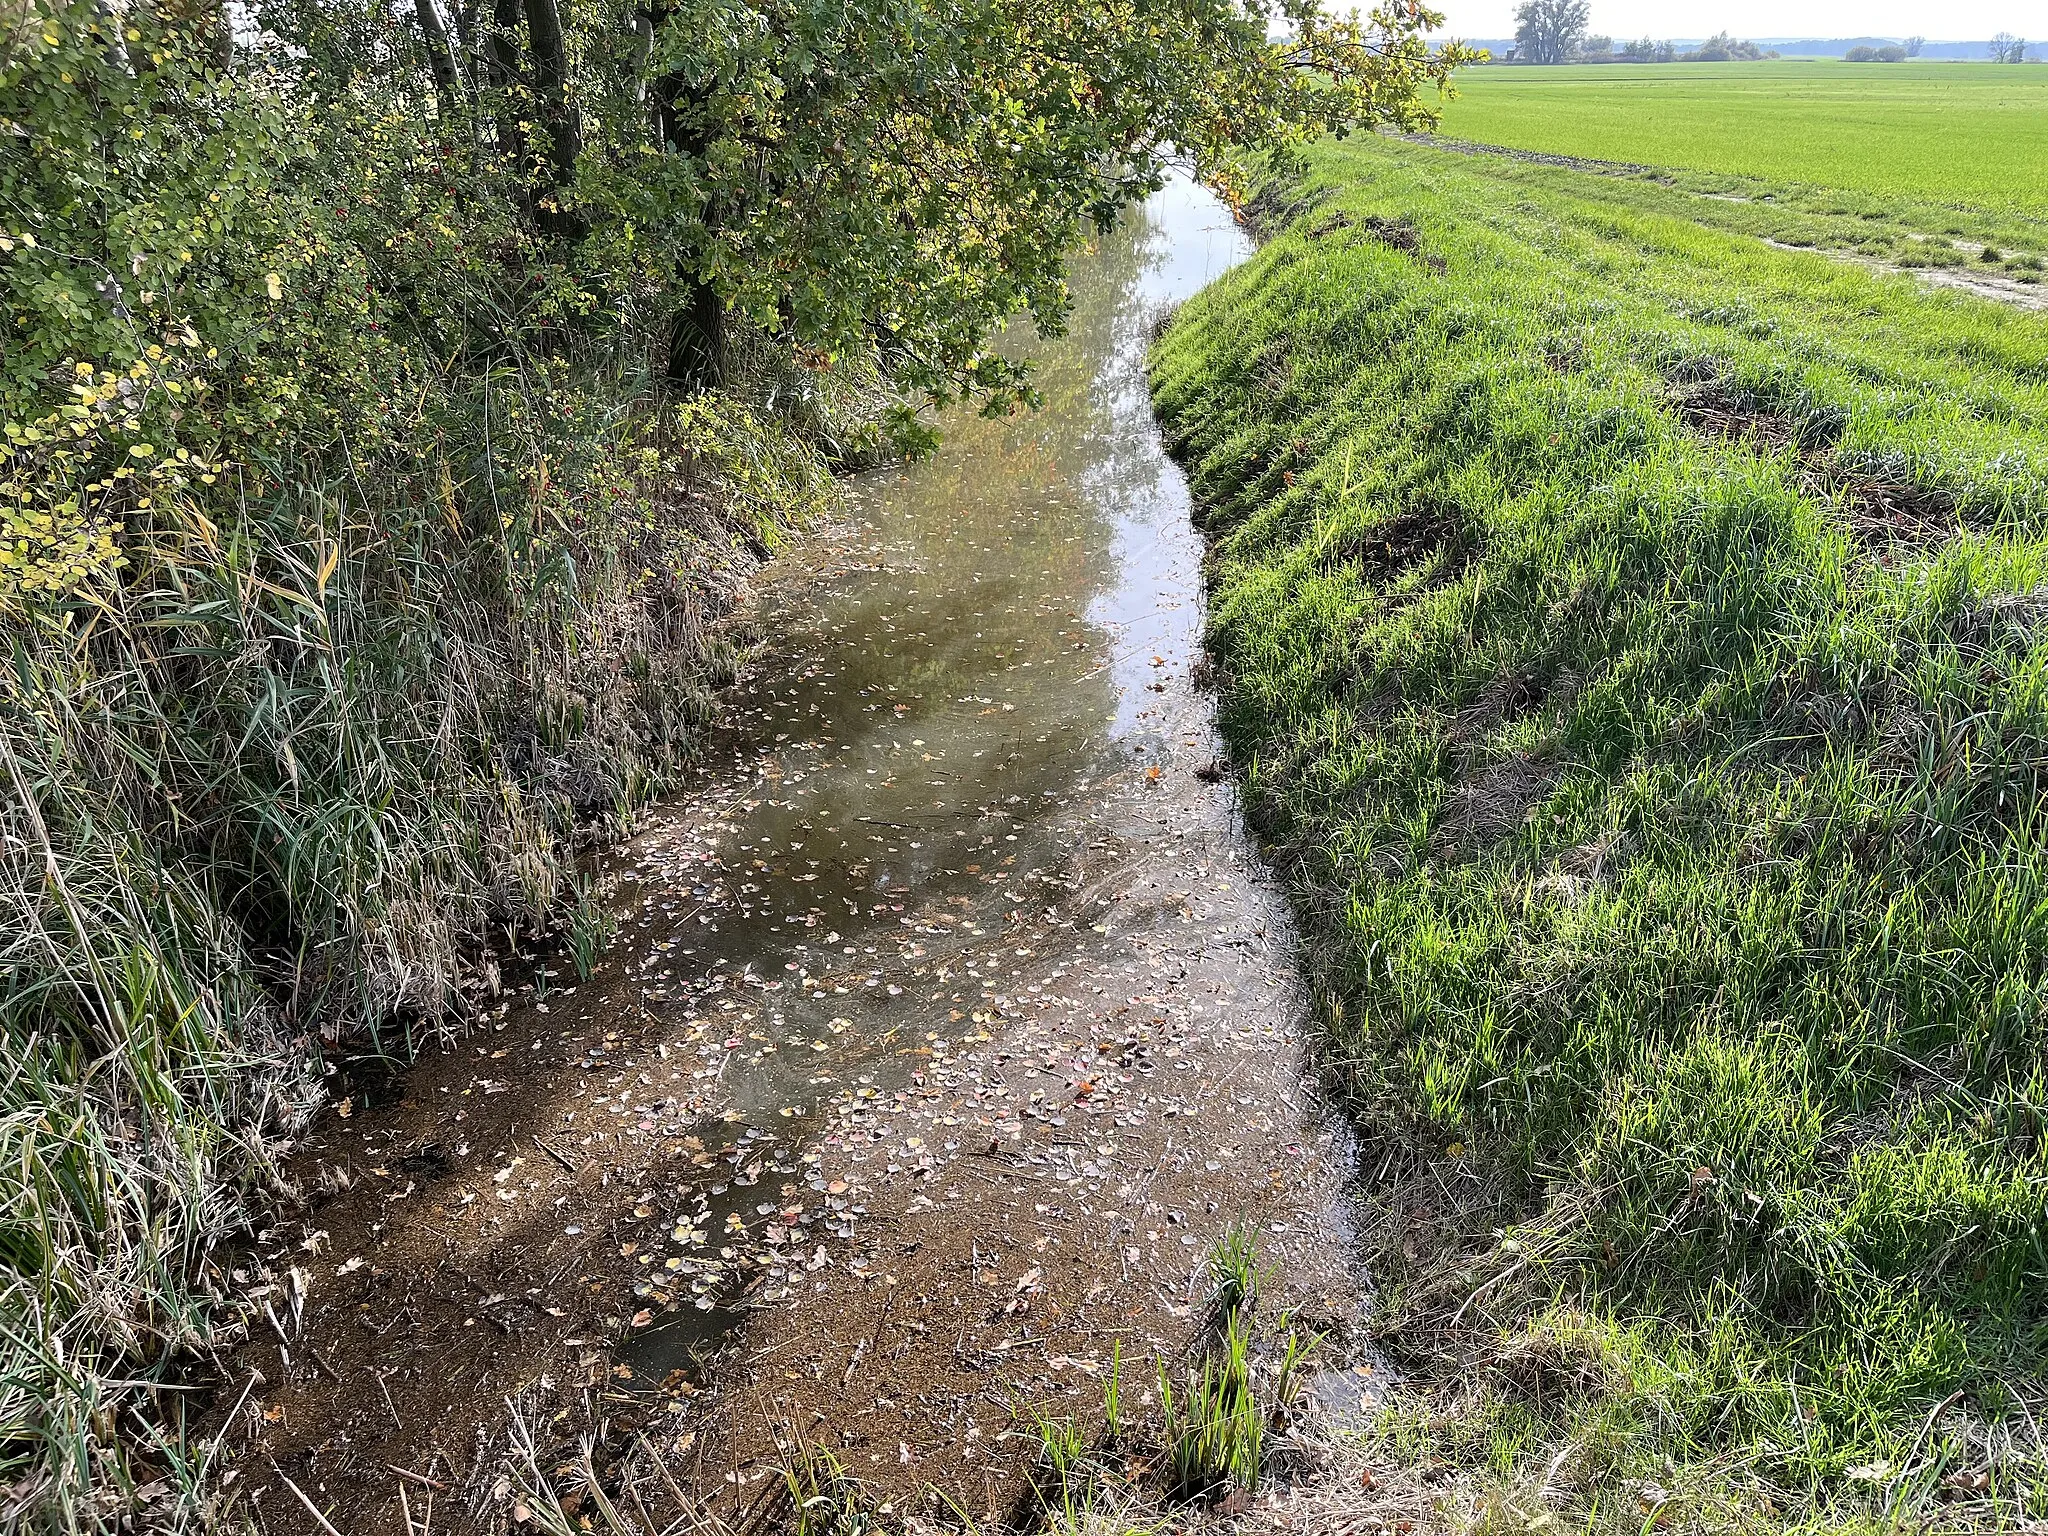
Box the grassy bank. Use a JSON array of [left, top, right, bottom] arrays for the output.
[[2, 0, 1479, 1515], [1151, 135, 2048, 1527]]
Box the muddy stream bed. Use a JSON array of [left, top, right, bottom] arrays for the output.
[[224, 179, 1375, 1535]]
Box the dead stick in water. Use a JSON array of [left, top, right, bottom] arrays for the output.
[[533, 1134, 576, 1172], [272, 1467, 345, 1536], [371, 1366, 402, 1429]]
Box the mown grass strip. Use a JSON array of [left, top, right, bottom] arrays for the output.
[[1153, 135, 2048, 1526]]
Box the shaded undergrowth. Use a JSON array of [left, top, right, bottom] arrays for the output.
[[1151, 134, 2048, 1529]]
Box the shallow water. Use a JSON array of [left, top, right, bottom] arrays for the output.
[[231, 180, 1371, 1532], [602, 179, 1264, 1366]]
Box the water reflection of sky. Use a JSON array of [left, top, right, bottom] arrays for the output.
[[1084, 175, 1255, 735]]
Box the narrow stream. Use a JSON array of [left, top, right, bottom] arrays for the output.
[[238, 178, 1369, 1531], [604, 177, 1264, 1370]]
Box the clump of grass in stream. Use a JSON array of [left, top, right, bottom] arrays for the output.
[[566, 875, 622, 982], [1160, 1312, 1265, 1501], [1102, 1339, 1126, 1444], [1025, 1408, 1094, 1527], [1151, 132, 2048, 1528], [1204, 1223, 1263, 1317], [1273, 1313, 1326, 1411], [781, 1440, 889, 1536]]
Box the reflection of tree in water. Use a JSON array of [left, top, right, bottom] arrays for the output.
[[891, 189, 1198, 598], [1080, 197, 1217, 531], [771, 198, 1191, 872], [829, 180, 1245, 815]]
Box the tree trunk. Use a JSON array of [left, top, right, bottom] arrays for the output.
[[485, 0, 527, 168], [522, 0, 582, 235], [667, 281, 726, 392], [414, 0, 463, 114]]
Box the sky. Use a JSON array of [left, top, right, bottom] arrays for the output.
[[1432, 0, 2033, 39]]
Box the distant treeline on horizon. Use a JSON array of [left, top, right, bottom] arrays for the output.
[[1456, 37, 2030, 59]]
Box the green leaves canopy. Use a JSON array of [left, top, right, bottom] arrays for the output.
[[272, 0, 1473, 405]]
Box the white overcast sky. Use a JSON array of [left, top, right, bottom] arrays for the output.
[[1433, 0, 2032, 37]]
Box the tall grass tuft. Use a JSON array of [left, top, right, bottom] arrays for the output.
[[1205, 1223, 1262, 1319], [1159, 1310, 1265, 1502]]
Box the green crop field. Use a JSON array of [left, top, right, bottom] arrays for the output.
[[1154, 134, 2048, 1526], [1436, 62, 2048, 209]]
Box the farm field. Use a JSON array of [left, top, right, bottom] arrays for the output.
[[1152, 132, 2048, 1525], [1436, 62, 2048, 210], [1408, 146, 2048, 299]]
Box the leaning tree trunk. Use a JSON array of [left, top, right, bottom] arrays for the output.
[[413, 0, 463, 116]]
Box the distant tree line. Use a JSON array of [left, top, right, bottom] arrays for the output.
[[1501, 13, 2036, 64], [1508, 2, 1776, 62]]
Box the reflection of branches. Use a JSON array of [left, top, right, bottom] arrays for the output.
[[1280, 36, 1432, 65]]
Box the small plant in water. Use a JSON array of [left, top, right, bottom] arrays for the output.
[[565, 876, 617, 981], [1207, 1222, 1261, 1317], [1275, 1315, 1328, 1409], [1160, 1309, 1264, 1501], [1027, 1407, 1092, 1525], [781, 1439, 879, 1536]]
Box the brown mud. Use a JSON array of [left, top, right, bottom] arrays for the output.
[[217, 180, 1377, 1535]]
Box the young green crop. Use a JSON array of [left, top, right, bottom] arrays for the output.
[[1436, 61, 2048, 211], [1153, 134, 2048, 1526]]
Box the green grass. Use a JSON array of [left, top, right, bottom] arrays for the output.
[[1437, 62, 2048, 210], [1152, 133, 2048, 1528], [1394, 143, 2048, 286]]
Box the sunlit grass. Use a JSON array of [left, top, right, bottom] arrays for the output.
[[1437, 61, 2048, 210], [1152, 132, 2048, 1526]]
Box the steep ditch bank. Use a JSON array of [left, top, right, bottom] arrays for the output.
[[1150, 135, 2048, 1531]]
